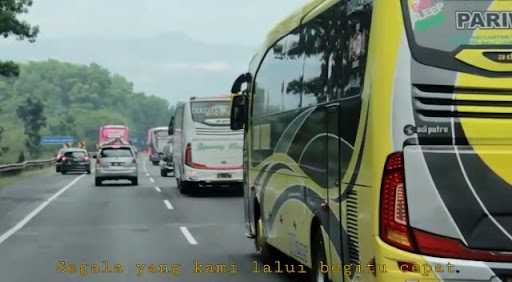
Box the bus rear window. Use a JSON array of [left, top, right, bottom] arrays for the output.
[[403, 0, 512, 53], [191, 101, 231, 125], [154, 131, 171, 151]]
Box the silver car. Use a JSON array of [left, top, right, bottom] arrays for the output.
[[94, 145, 138, 186]]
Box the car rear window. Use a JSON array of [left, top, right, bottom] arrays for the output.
[[64, 151, 87, 158], [100, 148, 133, 158]]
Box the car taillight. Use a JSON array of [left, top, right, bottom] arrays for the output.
[[379, 152, 415, 252], [83, 157, 90, 161], [96, 157, 100, 165], [62, 157, 68, 161], [185, 143, 192, 167]]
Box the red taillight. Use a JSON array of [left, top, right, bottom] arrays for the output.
[[96, 157, 100, 164], [185, 143, 192, 167], [83, 157, 90, 161], [379, 152, 415, 252], [62, 157, 68, 161], [380, 152, 512, 262], [414, 229, 512, 262]]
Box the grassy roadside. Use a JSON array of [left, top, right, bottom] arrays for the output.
[[0, 166, 55, 188]]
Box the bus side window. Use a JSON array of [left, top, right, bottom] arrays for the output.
[[344, 4, 372, 98], [254, 30, 303, 117], [302, 5, 346, 105]]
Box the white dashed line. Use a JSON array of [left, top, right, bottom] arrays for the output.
[[149, 178, 155, 183], [0, 174, 85, 245], [154, 186, 162, 193], [163, 200, 174, 210], [180, 226, 198, 245], [146, 173, 150, 177]]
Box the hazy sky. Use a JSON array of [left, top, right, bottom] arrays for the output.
[[21, 0, 309, 46], [2, 0, 310, 102]]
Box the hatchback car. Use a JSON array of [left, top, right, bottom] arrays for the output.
[[94, 145, 138, 186], [55, 148, 66, 173], [60, 148, 91, 174]]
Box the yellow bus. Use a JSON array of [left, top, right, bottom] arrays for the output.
[[230, 0, 512, 281]]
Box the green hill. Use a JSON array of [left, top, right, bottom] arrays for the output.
[[0, 60, 172, 163]]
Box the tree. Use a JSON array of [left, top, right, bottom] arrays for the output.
[[0, 125, 9, 157], [0, 0, 39, 78], [16, 97, 47, 158], [0, 60, 171, 163]]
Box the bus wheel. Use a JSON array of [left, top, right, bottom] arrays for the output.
[[255, 216, 274, 263], [310, 228, 329, 282], [178, 179, 191, 195]]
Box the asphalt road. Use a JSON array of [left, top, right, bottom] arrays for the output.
[[0, 156, 309, 282]]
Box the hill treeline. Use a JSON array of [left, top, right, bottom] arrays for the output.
[[0, 60, 172, 163]]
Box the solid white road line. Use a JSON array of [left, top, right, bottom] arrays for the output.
[[154, 186, 162, 193], [180, 226, 197, 245], [149, 178, 155, 183], [163, 199, 174, 210], [0, 174, 85, 245]]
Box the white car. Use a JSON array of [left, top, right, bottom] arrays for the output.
[[94, 145, 138, 186]]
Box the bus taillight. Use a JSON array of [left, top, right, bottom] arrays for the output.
[[185, 143, 192, 167], [379, 152, 415, 252]]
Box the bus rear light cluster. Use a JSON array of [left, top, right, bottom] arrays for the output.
[[380, 152, 415, 252], [380, 152, 512, 262], [185, 143, 193, 167]]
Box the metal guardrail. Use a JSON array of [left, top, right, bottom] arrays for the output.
[[0, 159, 55, 175]]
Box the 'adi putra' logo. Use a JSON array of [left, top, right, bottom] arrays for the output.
[[410, 0, 446, 31]]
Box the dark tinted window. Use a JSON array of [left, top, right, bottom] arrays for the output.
[[302, 6, 346, 105], [64, 151, 87, 158], [344, 3, 372, 97], [100, 148, 133, 158]]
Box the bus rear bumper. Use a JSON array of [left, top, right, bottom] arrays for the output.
[[373, 239, 512, 282], [182, 167, 243, 186]]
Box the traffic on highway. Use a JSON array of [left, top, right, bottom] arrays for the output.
[[2, 0, 512, 282]]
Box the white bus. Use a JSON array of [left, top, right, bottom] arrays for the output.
[[170, 96, 244, 194]]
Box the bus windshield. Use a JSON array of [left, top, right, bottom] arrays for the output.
[[403, 0, 512, 52], [190, 101, 231, 125]]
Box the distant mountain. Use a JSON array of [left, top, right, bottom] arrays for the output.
[[0, 31, 256, 103]]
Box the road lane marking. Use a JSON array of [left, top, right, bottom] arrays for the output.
[[163, 200, 174, 210], [0, 174, 85, 245], [149, 178, 155, 183], [180, 226, 197, 245], [146, 173, 150, 177], [154, 186, 162, 193]]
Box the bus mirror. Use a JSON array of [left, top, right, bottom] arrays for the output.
[[230, 94, 247, 131], [168, 117, 175, 135], [231, 73, 252, 94]]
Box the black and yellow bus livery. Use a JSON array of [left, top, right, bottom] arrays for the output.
[[230, 0, 512, 281]]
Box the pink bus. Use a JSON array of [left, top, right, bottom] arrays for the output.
[[97, 125, 129, 147]]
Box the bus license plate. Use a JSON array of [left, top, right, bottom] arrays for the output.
[[218, 173, 232, 179]]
